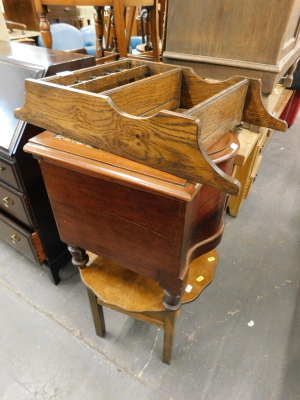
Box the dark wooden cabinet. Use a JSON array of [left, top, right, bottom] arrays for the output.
[[0, 40, 95, 283], [2, 0, 79, 30]]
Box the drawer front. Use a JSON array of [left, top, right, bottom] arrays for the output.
[[56, 17, 79, 27], [0, 182, 33, 229], [47, 5, 77, 18], [0, 157, 22, 190], [0, 213, 45, 263]]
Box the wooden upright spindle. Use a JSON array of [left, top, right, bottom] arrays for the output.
[[39, 12, 52, 48], [110, 8, 118, 53], [68, 245, 89, 270], [94, 6, 104, 58], [143, 7, 152, 51], [149, 0, 160, 62]]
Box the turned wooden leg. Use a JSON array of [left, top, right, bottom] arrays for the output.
[[94, 6, 104, 58], [149, 3, 160, 62], [87, 288, 106, 337], [162, 290, 182, 311], [112, 0, 128, 57], [126, 6, 137, 51], [110, 8, 119, 53], [68, 245, 89, 269], [144, 7, 152, 52], [162, 310, 178, 364], [38, 12, 52, 48]]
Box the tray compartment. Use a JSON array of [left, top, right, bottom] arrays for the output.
[[16, 59, 287, 196]]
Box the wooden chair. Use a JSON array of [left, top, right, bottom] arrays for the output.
[[5, 20, 27, 33], [5, 20, 38, 45], [80, 249, 218, 364], [32, 0, 160, 61], [37, 23, 90, 54]]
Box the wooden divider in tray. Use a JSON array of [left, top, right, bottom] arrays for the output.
[[15, 59, 287, 196]]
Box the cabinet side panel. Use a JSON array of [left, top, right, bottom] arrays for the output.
[[165, 0, 295, 65], [39, 161, 187, 282]]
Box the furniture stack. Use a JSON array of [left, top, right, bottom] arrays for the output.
[[163, 0, 300, 95], [16, 58, 285, 361], [163, 0, 300, 215]]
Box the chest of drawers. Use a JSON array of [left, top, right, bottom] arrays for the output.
[[0, 40, 95, 283]]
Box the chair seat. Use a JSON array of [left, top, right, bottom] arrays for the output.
[[38, 23, 86, 51]]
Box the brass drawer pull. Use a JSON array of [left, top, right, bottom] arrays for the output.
[[0, 166, 5, 172], [11, 234, 20, 244], [3, 196, 14, 207]]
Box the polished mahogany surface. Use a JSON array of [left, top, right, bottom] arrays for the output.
[[25, 130, 238, 296], [0, 40, 95, 73]]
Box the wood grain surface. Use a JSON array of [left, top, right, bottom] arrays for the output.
[[24, 130, 236, 295], [16, 78, 241, 195], [16, 60, 286, 196], [81, 249, 218, 312]]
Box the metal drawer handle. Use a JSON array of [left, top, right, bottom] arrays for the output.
[[3, 197, 14, 207], [0, 166, 5, 172], [64, 7, 71, 12], [11, 234, 20, 244]]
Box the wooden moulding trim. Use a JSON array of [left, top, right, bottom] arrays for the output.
[[27, 131, 189, 186], [24, 141, 200, 202], [277, 43, 300, 72], [163, 51, 281, 73], [157, 222, 223, 296], [179, 221, 224, 283]]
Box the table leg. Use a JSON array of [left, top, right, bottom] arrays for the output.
[[162, 290, 182, 311], [68, 245, 89, 269], [38, 12, 52, 48], [162, 310, 178, 364], [94, 6, 104, 58], [87, 288, 106, 337]]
